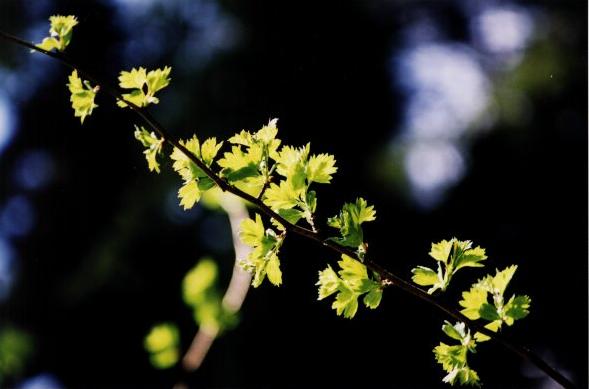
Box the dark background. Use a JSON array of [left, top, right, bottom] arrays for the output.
[[0, 0, 586, 388]]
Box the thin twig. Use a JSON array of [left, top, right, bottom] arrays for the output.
[[0, 30, 575, 389]]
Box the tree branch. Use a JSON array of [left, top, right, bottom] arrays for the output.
[[0, 30, 575, 389]]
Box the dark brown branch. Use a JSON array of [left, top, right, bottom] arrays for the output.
[[0, 30, 575, 389]]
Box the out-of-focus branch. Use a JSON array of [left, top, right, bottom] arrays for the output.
[[182, 194, 251, 371]]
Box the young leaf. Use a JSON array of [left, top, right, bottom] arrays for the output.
[[265, 254, 283, 286], [200, 138, 223, 166], [238, 214, 284, 287], [36, 15, 78, 52], [134, 126, 163, 173], [454, 246, 487, 271], [117, 66, 172, 108], [327, 198, 376, 249], [460, 265, 531, 330], [170, 135, 221, 209], [337, 254, 368, 290], [412, 238, 487, 294], [434, 323, 480, 386], [430, 239, 454, 263], [459, 286, 488, 320], [316, 265, 340, 300], [504, 295, 531, 324], [489, 265, 518, 295], [178, 180, 200, 210], [363, 288, 383, 309], [331, 285, 358, 319], [67, 70, 98, 123], [239, 214, 265, 246], [264, 181, 299, 210], [307, 153, 337, 184], [411, 266, 440, 287], [316, 254, 382, 318]]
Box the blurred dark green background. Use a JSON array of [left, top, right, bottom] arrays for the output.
[[0, 0, 586, 388]]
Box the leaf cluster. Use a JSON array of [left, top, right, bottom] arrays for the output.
[[67, 70, 98, 123], [117, 66, 172, 108], [434, 321, 480, 386], [459, 265, 531, 342], [239, 214, 284, 287], [316, 255, 382, 318], [412, 238, 487, 294], [35, 15, 78, 52], [327, 198, 376, 252]]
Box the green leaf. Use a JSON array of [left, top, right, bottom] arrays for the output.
[[200, 138, 223, 166], [238, 214, 284, 288], [147, 66, 172, 95], [264, 181, 299, 210], [36, 37, 60, 52], [355, 197, 376, 223], [316, 265, 340, 300], [218, 144, 265, 196], [307, 153, 337, 183], [479, 303, 501, 321], [363, 287, 382, 309], [454, 246, 487, 271], [411, 266, 439, 286], [265, 254, 282, 286], [473, 320, 502, 342], [459, 286, 488, 320], [414, 238, 487, 294], [317, 254, 383, 319], [504, 295, 531, 323], [490, 265, 518, 295], [239, 214, 265, 246], [430, 239, 453, 263], [178, 180, 201, 210], [328, 198, 376, 248], [171, 136, 202, 181], [331, 284, 358, 319], [434, 342, 467, 373], [35, 15, 78, 52], [255, 118, 279, 143], [337, 255, 368, 290], [278, 208, 304, 225], [442, 321, 467, 342], [134, 126, 163, 173], [434, 339, 480, 386], [67, 70, 98, 124], [228, 130, 254, 146], [119, 67, 147, 89]]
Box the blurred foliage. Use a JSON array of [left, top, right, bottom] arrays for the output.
[[144, 323, 179, 369], [0, 327, 33, 383], [182, 257, 237, 332]]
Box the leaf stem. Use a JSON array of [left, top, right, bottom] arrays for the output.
[[0, 30, 575, 389]]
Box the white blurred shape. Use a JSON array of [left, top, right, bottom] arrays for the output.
[[475, 6, 533, 54], [395, 43, 489, 208], [400, 43, 490, 137], [405, 141, 465, 195]]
